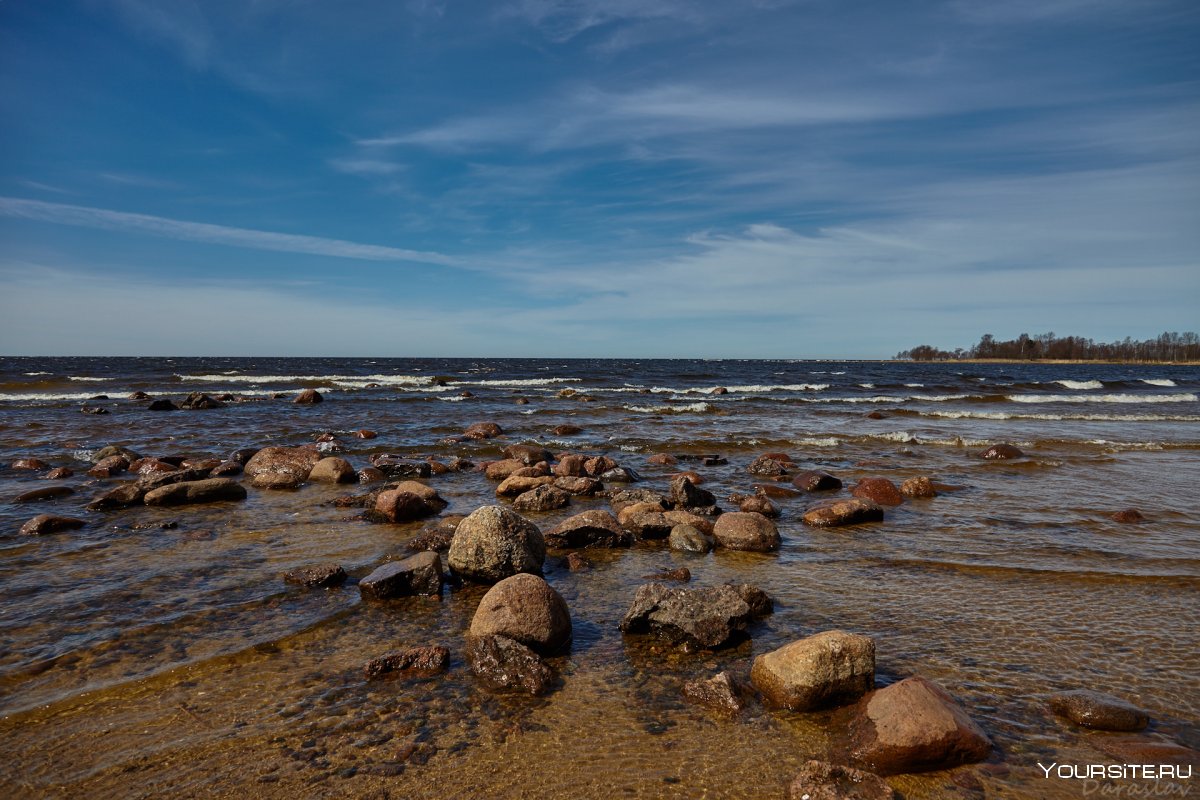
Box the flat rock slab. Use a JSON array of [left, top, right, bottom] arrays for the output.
[[14, 486, 75, 503], [143, 478, 247, 506], [803, 498, 884, 528], [20, 514, 85, 536], [620, 582, 769, 650], [1048, 689, 1149, 731], [363, 646, 450, 679], [283, 564, 347, 589], [359, 552, 443, 599], [788, 760, 896, 800]]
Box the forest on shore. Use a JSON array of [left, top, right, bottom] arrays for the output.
[[896, 331, 1200, 362]]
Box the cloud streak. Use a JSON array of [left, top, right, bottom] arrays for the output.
[[0, 197, 461, 266]]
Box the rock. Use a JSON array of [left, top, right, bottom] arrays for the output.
[[541, 512, 627, 551], [848, 676, 993, 775], [669, 475, 716, 510], [354, 429, 377, 439], [375, 482, 447, 522], [309, 457, 357, 484], [1048, 689, 1149, 731], [617, 503, 674, 539], [484, 459, 525, 480], [244, 446, 321, 487], [647, 453, 677, 466], [900, 476, 937, 499], [565, 552, 589, 571], [1092, 736, 1197, 766], [711, 387, 728, 395], [515, 397, 530, 405], [359, 552, 443, 599], [663, 510, 715, 535], [181, 392, 225, 409], [138, 467, 209, 491], [93, 445, 140, 463], [787, 761, 896, 800], [469, 573, 571, 654], [552, 476, 602, 496], [181, 458, 220, 473], [283, 564, 347, 589], [447, 505, 545, 583], [1110, 508, 1144, 523], [209, 460, 243, 477], [979, 443, 1023, 460], [682, 671, 745, 715], [229, 447, 260, 465], [713, 512, 781, 552], [86, 483, 146, 510], [495, 474, 555, 498], [19, 514, 85, 536], [732, 583, 774, 617], [755, 483, 802, 498], [851, 478, 904, 507], [372, 457, 433, 479], [865, 411, 887, 420], [363, 646, 450, 679], [583, 455, 619, 477], [466, 634, 556, 695], [464, 422, 503, 440], [405, 526, 455, 553], [511, 484, 570, 513], [793, 470, 843, 491], [504, 444, 553, 466], [610, 488, 668, 515], [552, 455, 588, 478], [80, 405, 109, 414], [251, 471, 304, 490], [128, 391, 150, 400], [620, 583, 765, 650], [144, 478, 248, 506], [15, 486, 75, 503], [738, 494, 778, 516], [11, 457, 49, 471], [147, 399, 178, 411], [803, 498, 884, 528], [751, 631, 875, 711], [748, 455, 791, 477], [669, 523, 713, 553], [644, 567, 690, 582], [357, 467, 385, 483], [43, 467, 74, 480], [294, 388, 323, 404], [600, 466, 640, 483]]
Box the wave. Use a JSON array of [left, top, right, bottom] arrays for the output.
[[24, 371, 51, 376], [1008, 392, 1197, 404], [177, 372, 432, 386], [904, 383, 924, 388], [790, 436, 839, 447], [467, 378, 581, 387], [1142, 379, 1177, 387], [722, 383, 829, 393], [623, 402, 713, 414], [0, 392, 121, 402], [902, 409, 1200, 422], [1054, 379, 1103, 390], [68, 376, 110, 382]]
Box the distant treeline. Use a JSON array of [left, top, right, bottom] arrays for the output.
[[896, 331, 1200, 362]]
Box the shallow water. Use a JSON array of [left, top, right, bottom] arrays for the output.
[[1, 357, 1197, 798]]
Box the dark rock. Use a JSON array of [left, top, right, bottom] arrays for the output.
[[504, 444, 553, 466], [357, 467, 385, 483], [849, 676, 993, 775], [86, 483, 146, 510], [358, 551, 443, 599], [363, 646, 450, 679], [682, 671, 745, 715], [1048, 689, 1149, 731], [793, 470, 843, 491], [731, 583, 774, 617], [138, 467, 210, 491], [755, 483, 803, 498], [748, 454, 791, 477], [701, 455, 727, 466], [447, 505, 545, 583], [294, 388, 323, 404], [43, 467, 74, 480], [512, 484, 570, 513], [713, 512, 780, 552], [851, 478, 904, 507], [80, 404, 108, 414], [752, 630, 875, 711], [466, 634, 556, 695], [229, 447, 260, 465], [668, 523, 713, 553], [865, 411, 887, 420], [181, 392, 225, 409], [11, 458, 49, 470], [405, 523, 458, 553], [147, 399, 178, 411], [19, 514, 86, 536], [209, 460, 243, 477], [128, 391, 150, 400], [900, 476, 937, 499], [143, 478, 248, 506], [1110, 508, 1145, 523], [283, 564, 347, 589], [468, 573, 571, 654], [372, 457, 433, 480], [644, 567, 690, 582], [545, 510, 633, 548], [620, 582, 763, 650], [803, 498, 884, 528], [464, 422, 503, 440], [551, 424, 583, 436], [600, 466, 640, 483], [787, 761, 896, 800], [669, 475, 716, 510], [979, 443, 1023, 460], [15, 486, 75, 503]]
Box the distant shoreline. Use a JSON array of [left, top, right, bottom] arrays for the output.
[[892, 358, 1200, 366]]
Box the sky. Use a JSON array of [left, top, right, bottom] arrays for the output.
[[0, 0, 1197, 358]]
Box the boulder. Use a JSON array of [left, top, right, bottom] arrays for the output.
[[466, 634, 556, 695], [552, 476, 602, 496], [979, 443, 1023, 460], [11, 457, 49, 471], [711, 387, 728, 395], [147, 399, 178, 411], [86, 483, 146, 510], [669, 523, 713, 553], [375, 482, 447, 522], [354, 429, 377, 439], [512, 484, 570, 513], [663, 509, 715, 535], [357, 467, 385, 483], [610, 488, 668, 515], [545, 510, 632, 548], [803, 498, 884, 528], [181, 392, 225, 409], [1110, 508, 1144, 524], [308, 457, 357, 484], [447, 505, 545, 583], [900, 476, 937, 499], [713, 512, 781, 552], [620, 582, 767, 650], [1048, 689, 1149, 731], [19, 514, 85, 536], [15, 486, 75, 503], [372, 457, 433, 479], [143, 478, 248, 506], [787, 761, 896, 800], [283, 564, 347, 589], [468, 573, 571, 654], [682, 671, 745, 715], [751, 630, 875, 711], [485, 459, 525, 480], [358, 551, 443, 598], [44, 467, 74, 479], [647, 453, 678, 466], [504, 444, 553, 466], [584, 455, 619, 477], [139, 467, 209, 490], [243, 446, 321, 486], [209, 460, 243, 477], [294, 388, 323, 404], [617, 503, 674, 539], [553, 454, 589, 477], [669, 475, 716, 510], [464, 422, 503, 440], [229, 447, 260, 465], [363, 646, 450, 679], [737, 494, 779, 517], [851, 478, 903, 507], [600, 466, 640, 483], [793, 470, 843, 491], [849, 676, 993, 775], [748, 454, 790, 477], [495, 474, 555, 497], [251, 471, 305, 490]]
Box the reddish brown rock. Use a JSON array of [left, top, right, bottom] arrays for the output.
[[663, 509, 715, 535], [495, 474, 556, 497], [646, 453, 678, 466], [565, 552, 590, 571], [12, 458, 49, 471], [553, 454, 588, 478], [669, 475, 716, 510], [447, 505, 545, 582], [375, 481, 447, 522], [484, 459, 524, 481], [144, 478, 248, 506], [979, 443, 1023, 460], [294, 388, 323, 404], [354, 429, 377, 439], [851, 478, 903, 507], [15, 486, 75, 503], [787, 761, 896, 800], [682, 671, 745, 715], [512, 484, 570, 513], [464, 422, 503, 440], [900, 476, 937, 499], [849, 676, 993, 775], [363, 646, 450, 679], [617, 503, 674, 539], [552, 476, 602, 496], [644, 567, 690, 583], [752, 631, 875, 711], [672, 470, 704, 485], [309, 457, 357, 484], [512, 463, 551, 478], [793, 470, 843, 492], [755, 483, 802, 499], [710, 387, 728, 395], [466, 634, 556, 696], [583, 455, 618, 478], [610, 488, 667, 515], [504, 444, 553, 466], [243, 446, 322, 485], [283, 564, 347, 589], [738, 494, 779, 516], [712, 511, 780, 552], [545, 510, 632, 549], [19, 514, 85, 536], [748, 454, 790, 477], [468, 572, 571, 654], [1048, 689, 1149, 731], [1110, 508, 1145, 523], [803, 498, 884, 528], [552, 424, 584, 437], [43, 467, 74, 480], [209, 460, 243, 477], [86, 483, 146, 510], [1092, 736, 1197, 766]]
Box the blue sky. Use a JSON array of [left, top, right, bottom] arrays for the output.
[[1, 0, 1197, 357]]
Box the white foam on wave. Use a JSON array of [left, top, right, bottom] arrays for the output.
[[914, 409, 1200, 422], [1008, 392, 1198, 404], [791, 436, 839, 447], [468, 377, 582, 387], [1, 391, 121, 402], [437, 395, 466, 402], [177, 372, 433, 386], [24, 371, 51, 376], [1142, 379, 1177, 387], [859, 383, 875, 389], [904, 383, 924, 388], [1054, 379, 1103, 390], [723, 383, 829, 393], [623, 402, 713, 414], [68, 376, 110, 382]]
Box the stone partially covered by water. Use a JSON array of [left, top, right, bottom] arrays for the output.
[[620, 582, 768, 650], [447, 505, 546, 583], [752, 630, 875, 711]]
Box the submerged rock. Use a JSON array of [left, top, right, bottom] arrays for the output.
[[1048, 689, 1149, 731], [851, 478, 903, 507], [11, 457, 49, 471], [20, 514, 85, 536], [712, 511, 780, 552], [620, 582, 768, 650], [309, 457, 357, 484], [787, 761, 896, 800], [15, 486, 75, 503], [793, 470, 843, 492], [545, 510, 632, 548], [1110, 508, 1145, 523], [464, 422, 503, 440], [466, 634, 556, 696], [682, 671, 746, 715], [979, 443, 1023, 460], [283, 564, 347, 589], [900, 476, 937, 499], [668, 523, 713, 554], [143, 478, 247, 506], [363, 646, 450, 679], [751, 630, 876, 711], [468, 573, 571, 655], [294, 388, 323, 404], [147, 399, 178, 411], [447, 505, 545, 583], [86, 483, 146, 510], [803, 498, 884, 528], [358, 551, 443, 599]]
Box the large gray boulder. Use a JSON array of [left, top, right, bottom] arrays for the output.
[[447, 505, 545, 583], [751, 630, 875, 711]]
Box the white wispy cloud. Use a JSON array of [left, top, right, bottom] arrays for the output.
[[328, 157, 408, 176], [0, 197, 461, 266]]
